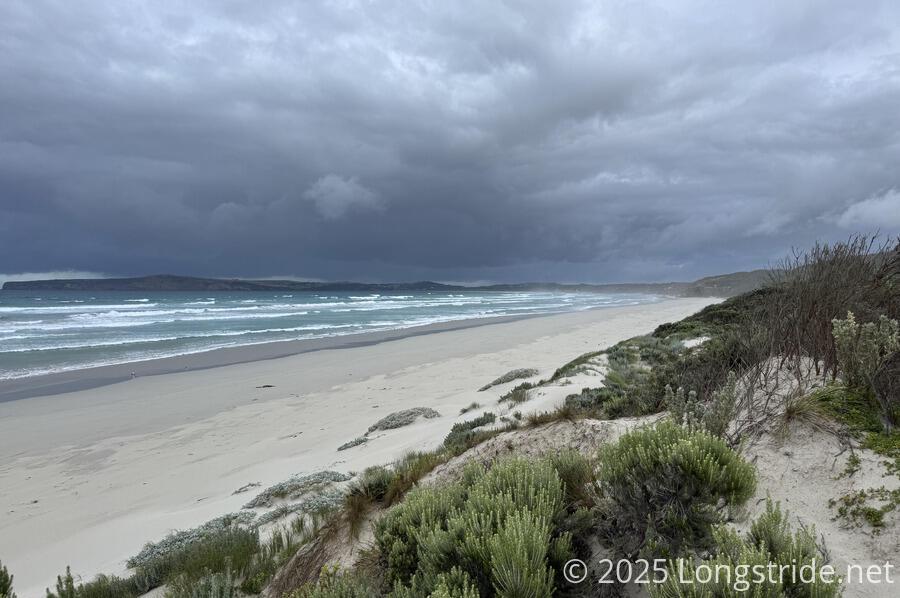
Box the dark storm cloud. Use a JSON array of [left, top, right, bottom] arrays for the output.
[[1, 0, 899, 282]]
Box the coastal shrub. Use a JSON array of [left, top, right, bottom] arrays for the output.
[[244, 471, 352, 508], [338, 436, 368, 451], [368, 408, 441, 433], [478, 368, 539, 391], [131, 528, 259, 591], [595, 420, 756, 559], [0, 561, 16, 598], [374, 458, 576, 598], [560, 335, 694, 419], [666, 372, 738, 438], [459, 402, 481, 414], [551, 350, 604, 380], [241, 512, 333, 594], [344, 466, 397, 537], [285, 566, 380, 598], [547, 449, 595, 507], [498, 383, 533, 405], [829, 485, 900, 531], [443, 412, 497, 452], [127, 512, 255, 569], [772, 235, 900, 378], [649, 499, 842, 598], [383, 451, 448, 506], [833, 311, 900, 427], [166, 567, 235, 598], [524, 405, 577, 428], [349, 466, 396, 503], [46, 568, 140, 598]]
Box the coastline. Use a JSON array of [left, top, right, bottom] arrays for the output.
[[0, 311, 552, 403], [0, 297, 717, 597]]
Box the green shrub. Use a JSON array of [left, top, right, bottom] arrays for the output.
[[374, 458, 576, 598], [833, 311, 900, 426], [45, 568, 141, 598], [345, 466, 396, 537], [241, 513, 331, 594], [649, 499, 842, 598], [444, 413, 497, 453], [286, 566, 380, 598], [498, 384, 533, 405], [547, 449, 595, 507], [127, 512, 255, 569], [166, 568, 235, 598], [1, 561, 16, 598], [383, 451, 449, 506], [349, 466, 396, 503], [132, 528, 259, 591], [479, 369, 539, 391], [666, 372, 738, 438], [595, 420, 756, 559]]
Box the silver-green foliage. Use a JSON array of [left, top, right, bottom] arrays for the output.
[[596, 419, 756, 559], [666, 372, 738, 438], [649, 499, 842, 598], [166, 568, 235, 598], [126, 512, 255, 569], [832, 311, 899, 426], [832, 312, 900, 389], [286, 567, 381, 598], [374, 458, 576, 598], [244, 471, 352, 509], [478, 369, 539, 391], [368, 408, 441, 433], [45, 567, 140, 598]]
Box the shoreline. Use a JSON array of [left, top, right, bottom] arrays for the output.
[[0, 297, 717, 597], [0, 311, 560, 403]]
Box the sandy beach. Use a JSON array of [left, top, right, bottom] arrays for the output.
[[0, 297, 715, 597]]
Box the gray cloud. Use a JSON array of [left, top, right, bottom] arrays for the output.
[[302, 175, 381, 219], [1, 0, 898, 282]]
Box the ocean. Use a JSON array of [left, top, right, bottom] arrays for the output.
[[0, 290, 661, 380]]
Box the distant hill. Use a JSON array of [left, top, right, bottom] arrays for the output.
[[679, 269, 773, 297], [1, 275, 455, 293], [1, 270, 772, 297]]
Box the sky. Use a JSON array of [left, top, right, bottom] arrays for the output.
[[1, 1, 899, 284]]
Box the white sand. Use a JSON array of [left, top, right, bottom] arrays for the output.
[[0, 298, 715, 597]]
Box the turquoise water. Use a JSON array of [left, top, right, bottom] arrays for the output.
[[0, 290, 660, 379]]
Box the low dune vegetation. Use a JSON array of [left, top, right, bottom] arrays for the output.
[[1, 560, 17, 598], [18, 235, 900, 598]]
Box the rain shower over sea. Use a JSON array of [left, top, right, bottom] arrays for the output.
[[0, 290, 661, 380]]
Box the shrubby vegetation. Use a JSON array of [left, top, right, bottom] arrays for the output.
[[666, 371, 738, 438], [166, 568, 235, 598], [443, 413, 497, 453], [282, 423, 756, 598], [649, 499, 841, 598], [44, 510, 330, 598], [243, 471, 352, 509], [563, 235, 900, 446], [372, 457, 585, 598], [832, 311, 899, 428], [286, 566, 379, 598], [1, 561, 17, 598], [595, 420, 756, 559], [478, 368, 539, 392], [368, 408, 441, 433]]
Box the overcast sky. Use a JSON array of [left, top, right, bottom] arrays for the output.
[[1, 1, 898, 283]]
